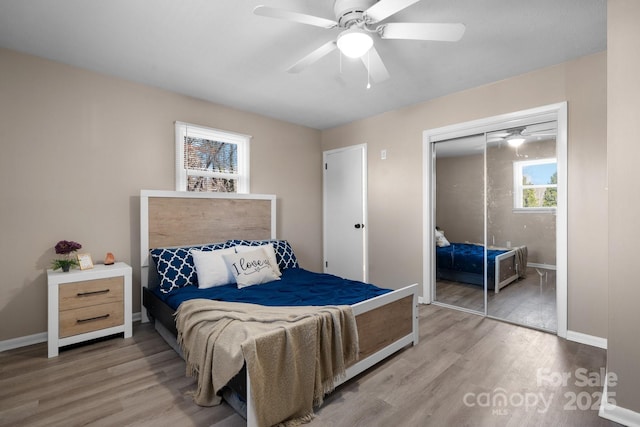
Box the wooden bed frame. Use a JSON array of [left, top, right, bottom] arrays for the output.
[[139, 190, 419, 426], [436, 245, 524, 293], [493, 248, 521, 292]]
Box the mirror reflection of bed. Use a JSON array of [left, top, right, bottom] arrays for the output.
[[433, 127, 558, 333]]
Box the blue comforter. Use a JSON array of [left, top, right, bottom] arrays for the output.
[[155, 267, 391, 310], [436, 243, 508, 283]]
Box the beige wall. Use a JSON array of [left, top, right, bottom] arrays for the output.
[[0, 48, 611, 346], [486, 139, 557, 265], [0, 48, 322, 342], [322, 52, 608, 339], [607, 0, 640, 414], [435, 154, 484, 244]]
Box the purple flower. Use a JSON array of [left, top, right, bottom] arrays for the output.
[[55, 240, 82, 255]]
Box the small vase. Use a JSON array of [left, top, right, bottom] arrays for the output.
[[62, 265, 70, 272]]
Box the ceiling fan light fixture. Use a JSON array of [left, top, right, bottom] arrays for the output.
[[507, 136, 526, 147], [337, 27, 373, 58]]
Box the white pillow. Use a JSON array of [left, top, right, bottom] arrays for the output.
[[234, 243, 282, 276], [190, 247, 237, 289], [435, 229, 451, 247], [223, 247, 280, 289]]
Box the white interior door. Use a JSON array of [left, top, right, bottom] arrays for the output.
[[323, 144, 367, 281]]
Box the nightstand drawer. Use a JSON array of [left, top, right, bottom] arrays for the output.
[[48, 262, 132, 357], [59, 302, 124, 338], [59, 277, 124, 311]]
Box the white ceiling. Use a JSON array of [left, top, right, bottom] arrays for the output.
[[0, 0, 606, 130]]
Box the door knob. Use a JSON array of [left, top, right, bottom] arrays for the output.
[[354, 224, 364, 229]]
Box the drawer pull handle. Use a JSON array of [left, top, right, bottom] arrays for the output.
[[77, 289, 110, 297], [76, 314, 110, 323]]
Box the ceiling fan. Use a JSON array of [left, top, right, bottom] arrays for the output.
[[487, 122, 558, 147], [253, 0, 466, 83]]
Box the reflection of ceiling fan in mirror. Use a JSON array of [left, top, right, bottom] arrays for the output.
[[486, 121, 558, 147], [253, 0, 466, 84]]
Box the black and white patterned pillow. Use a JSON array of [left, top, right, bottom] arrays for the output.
[[228, 239, 299, 271], [150, 242, 231, 293]]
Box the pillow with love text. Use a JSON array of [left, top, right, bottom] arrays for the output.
[[223, 247, 280, 289]]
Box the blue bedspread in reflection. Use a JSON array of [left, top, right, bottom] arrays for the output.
[[436, 243, 509, 287], [155, 267, 391, 310]]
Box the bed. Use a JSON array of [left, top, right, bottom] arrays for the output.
[[436, 242, 527, 292], [139, 190, 419, 427]]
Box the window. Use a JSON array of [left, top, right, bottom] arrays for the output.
[[513, 158, 557, 210], [175, 122, 250, 193]]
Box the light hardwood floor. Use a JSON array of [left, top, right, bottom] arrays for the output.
[[0, 305, 620, 427]]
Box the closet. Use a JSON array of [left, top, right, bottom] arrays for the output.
[[423, 104, 567, 334]]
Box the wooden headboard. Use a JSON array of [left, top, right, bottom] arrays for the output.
[[140, 190, 276, 321]]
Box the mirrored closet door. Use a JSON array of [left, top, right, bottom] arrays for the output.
[[486, 123, 557, 331], [433, 135, 486, 314], [430, 117, 560, 333]]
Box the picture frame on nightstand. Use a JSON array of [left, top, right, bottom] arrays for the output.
[[77, 253, 94, 270]]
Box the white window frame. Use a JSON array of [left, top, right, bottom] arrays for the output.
[[513, 157, 557, 212], [175, 121, 250, 193]]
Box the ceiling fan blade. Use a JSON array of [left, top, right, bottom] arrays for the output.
[[486, 137, 505, 143], [521, 131, 556, 138], [361, 46, 390, 83], [521, 121, 558, 136], [287, 41, 337, 73], [253, 5, 337, 29], [380, 23, 466, 41], [364, 0, 421, 24], [488, 132, 510, 138]]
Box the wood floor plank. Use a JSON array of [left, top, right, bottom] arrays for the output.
[[0, 304, 620, 427]]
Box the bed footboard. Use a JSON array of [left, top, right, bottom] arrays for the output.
[[345, 283, 419, 377], [245, 283, 419, 427], [144, 280, 419, 427], [494, 246, 526, 293]]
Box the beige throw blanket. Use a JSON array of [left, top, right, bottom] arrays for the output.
[[514, 246, 528, 278], [175, 299, 359, 427]]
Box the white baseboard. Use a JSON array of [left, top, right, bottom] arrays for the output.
[[527, 262, 557, 270], [0, 332, 47, 352], [0, 311, 142, 353], [566, 330, 607, 349], [600, 371, 640, 427]]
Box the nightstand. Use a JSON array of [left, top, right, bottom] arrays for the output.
[[47, 262, 132, 357]]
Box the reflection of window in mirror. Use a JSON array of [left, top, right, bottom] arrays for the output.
[[513, 158, 557, 211]]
